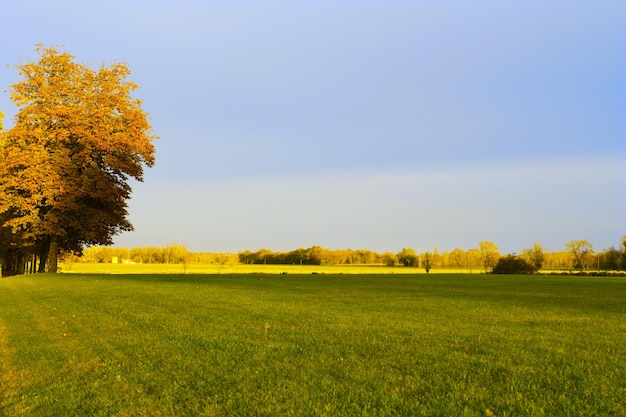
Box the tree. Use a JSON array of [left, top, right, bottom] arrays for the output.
[[396, 248, 417, 267], [448, 248, 466, 269], [422, 251, 433, 273], [565, 240, 593, 271], [492, 255, 537, 274], [597, 247, 622, 271], [543, 250, 572, 270], [0, 109, 5, 130], [478, 241, 500, 272], [432, 248, 442, 268], [0, 45, 156, 273], [522, 243, 545, 270], [304, 246, 326, 265], [381, 252, 397, 266]]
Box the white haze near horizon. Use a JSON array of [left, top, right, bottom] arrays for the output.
[[117, 155, 626, 254]]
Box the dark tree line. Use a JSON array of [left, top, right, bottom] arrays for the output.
[[238, 246, 382, 265]]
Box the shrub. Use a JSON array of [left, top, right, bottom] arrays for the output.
[[492, 255, 537, 274]]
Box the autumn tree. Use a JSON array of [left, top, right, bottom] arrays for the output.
[[0, 45, 156, 273], [381, 252, 397, 266], [422, 251, 433, 273], [566, 240, 593, 271], [522, 243, 545, 270], [597, 247, 623, 271], [448, 248, 466, 269], [543, 250, 573, 270], [0, 112, 6, 271], [432, 248, 442, 268], [478, 241, 500, 273], [396, 248, 417, 266]]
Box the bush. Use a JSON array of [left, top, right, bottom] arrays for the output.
[[492, 255, 537, 274]]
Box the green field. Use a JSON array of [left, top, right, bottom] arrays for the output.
[[1, 273, 625, 416]]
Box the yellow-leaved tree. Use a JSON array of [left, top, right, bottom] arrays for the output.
[[478, 241, 500, 273], [0, 45, 157, 273]]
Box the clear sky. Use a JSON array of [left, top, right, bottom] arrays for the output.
[[1, 1, 624, 254]]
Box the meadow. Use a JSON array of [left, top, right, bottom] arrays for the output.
[[0, 273, 624, 416]]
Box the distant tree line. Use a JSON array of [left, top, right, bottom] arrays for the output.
[[68, 243, 238, 266], [238, 246, 382, 266], [56, 237, 626, 274]]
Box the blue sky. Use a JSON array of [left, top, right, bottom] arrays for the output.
[[1, 1, 624, 254]]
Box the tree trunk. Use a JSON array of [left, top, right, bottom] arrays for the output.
[[38, 244, 49, 273], [48, 237, 59, 273], [16, 253, 25, 275]]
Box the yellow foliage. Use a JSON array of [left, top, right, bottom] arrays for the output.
[[0, 45, 157, 271]]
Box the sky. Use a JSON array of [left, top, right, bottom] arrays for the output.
[[1, 1, 624, 254]]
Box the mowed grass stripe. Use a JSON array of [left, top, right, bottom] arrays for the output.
[[0, 274, 625, 416], [0, 314, 28, 414]]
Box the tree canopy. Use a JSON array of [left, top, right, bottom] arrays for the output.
[[565, 240, 594, 271], [0, 45, 156, 273], [397, 248, 417, 266], [492, 255, 537, 274], [478, 241, 500, 272]]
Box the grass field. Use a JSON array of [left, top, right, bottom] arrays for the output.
[[1, 273, 625, 416]]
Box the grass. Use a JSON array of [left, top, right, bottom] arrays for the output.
[[0, 273, 625, 416]]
